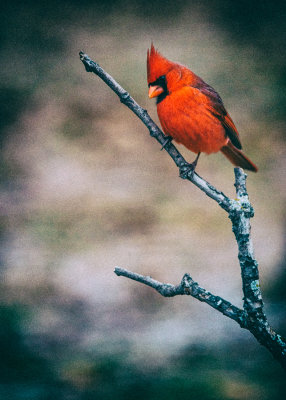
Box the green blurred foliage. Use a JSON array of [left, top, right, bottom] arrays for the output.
[[0, 304, 60, 399], [1, 306, 285, 400]]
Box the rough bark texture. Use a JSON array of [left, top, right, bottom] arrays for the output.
[[79, 51, 286, 371]]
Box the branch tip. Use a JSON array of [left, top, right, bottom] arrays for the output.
[[114, 266, 124, 276]]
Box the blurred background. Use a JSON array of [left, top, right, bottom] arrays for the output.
[[1, 0, 286, 398]]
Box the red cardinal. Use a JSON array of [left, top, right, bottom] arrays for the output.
[[147, 44, 258, 172]]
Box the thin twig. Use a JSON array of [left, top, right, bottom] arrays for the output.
[[115, 267, 248, 328]]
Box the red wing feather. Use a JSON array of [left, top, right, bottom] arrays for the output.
[[221, 112, 242, 150], [197, 81, 242, 150]]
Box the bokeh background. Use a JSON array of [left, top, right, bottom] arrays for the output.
[[1, 0, 286, 398]]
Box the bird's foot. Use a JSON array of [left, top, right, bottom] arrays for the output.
[[160, 136, 173, 150], [179, 162, 197, 179], [179, 153, 200, 179]]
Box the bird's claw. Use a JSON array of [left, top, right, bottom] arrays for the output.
[[179, 163, 196, 179], [160, 136, 173, 150]]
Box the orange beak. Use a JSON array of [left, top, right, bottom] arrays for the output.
[[148, 85, 164, 99]]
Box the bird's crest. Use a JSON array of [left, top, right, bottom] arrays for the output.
[[147, 43, 174, 85]]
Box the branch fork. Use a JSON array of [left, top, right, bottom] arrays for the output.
[[79, 51, 286, 370]]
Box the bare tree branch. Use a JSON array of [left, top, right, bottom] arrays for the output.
[[79, 51, 286, 371], [79, 51, 232, 212], [114, 267, 248, 328], [232, 169, 266, 320]]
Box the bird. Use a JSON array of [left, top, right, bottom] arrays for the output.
[[147, 44, 258, 173]]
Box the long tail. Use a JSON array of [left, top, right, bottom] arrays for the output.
[[220, 142, 258, 172]]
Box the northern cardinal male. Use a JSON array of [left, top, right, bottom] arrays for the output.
[[147, 44, 258, 172]]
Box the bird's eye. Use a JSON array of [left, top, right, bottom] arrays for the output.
[[156, 75, 166, 86], [149, 75, 166, 88]]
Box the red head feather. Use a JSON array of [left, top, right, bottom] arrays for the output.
[[147, 44, 200, 92], [147, 44, 175, 85]]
